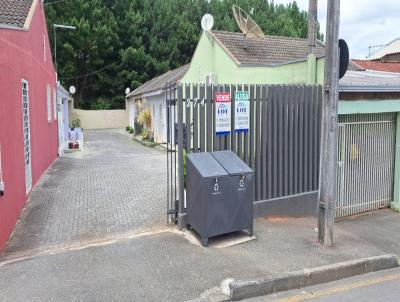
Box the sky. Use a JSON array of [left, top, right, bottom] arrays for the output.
[[276, 0, 399, 59]]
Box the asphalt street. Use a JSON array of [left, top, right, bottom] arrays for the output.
[[244, 267, 400, 302]]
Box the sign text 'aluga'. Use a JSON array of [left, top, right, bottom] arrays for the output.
[[234, 91, 249, 132]]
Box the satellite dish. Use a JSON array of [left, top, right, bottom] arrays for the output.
[[232, 5, 265, 38], [201, 14, 214, 31], [69, 85, 76, 95], [125, 87, 131, 95]]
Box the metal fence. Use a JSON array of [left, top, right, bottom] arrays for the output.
[[167, 83, 323, 223], [336, 113, 396, 217]]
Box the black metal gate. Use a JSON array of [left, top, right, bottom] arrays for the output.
[[166, 83, 323, 226], [166, 82, 179, 224]]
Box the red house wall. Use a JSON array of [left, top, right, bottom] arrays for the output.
[[0, 2, 58, 251]]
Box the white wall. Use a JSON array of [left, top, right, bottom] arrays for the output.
[[74, 109, 128, 130], [127, 99, 136, 128], [142, 93, 167, 143]]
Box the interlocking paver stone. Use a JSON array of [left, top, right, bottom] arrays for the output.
[[2, 129, 167, 258]]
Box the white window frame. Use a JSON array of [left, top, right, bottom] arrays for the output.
[[22, 79, 32, 193], [47, 84, 52, 122]]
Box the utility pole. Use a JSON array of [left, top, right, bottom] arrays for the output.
[[308, 0, 317, 55], [318, 0, 341, 246]]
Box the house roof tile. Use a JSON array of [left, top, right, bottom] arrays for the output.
[[347, 60, 365, 72], [0, 0, 34, 29], [128, 64, 189, 97], [210, 30, 325, 66], [352, 59, 400, 73]]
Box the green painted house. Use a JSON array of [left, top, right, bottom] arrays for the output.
[[127, 30, 325, 143], [180, 30, 325, 85]]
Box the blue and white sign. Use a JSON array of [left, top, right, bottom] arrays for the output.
[[234, 91, 249, 132], [215, 92, 231, 135]]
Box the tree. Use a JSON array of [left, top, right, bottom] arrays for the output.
[[45, 0, 321, 109]]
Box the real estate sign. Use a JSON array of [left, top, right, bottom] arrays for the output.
[[234, 91, 250, 132], [215, 92, 231, 135]]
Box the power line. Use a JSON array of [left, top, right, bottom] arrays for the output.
[[59, 20, 177, 81]]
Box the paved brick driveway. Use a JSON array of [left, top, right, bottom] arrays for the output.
[[2, 129, 167, 258]]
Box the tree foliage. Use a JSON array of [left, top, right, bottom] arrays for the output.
[[45, 0, 322, 109]]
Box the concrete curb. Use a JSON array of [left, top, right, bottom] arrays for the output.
[[228, 254, 398, 301]]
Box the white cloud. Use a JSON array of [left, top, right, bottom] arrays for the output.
[[275, 0, 400, 59]]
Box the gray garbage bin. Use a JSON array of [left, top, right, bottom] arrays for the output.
[[186, 152, 230, 246], [186, 151, 254, 247], [211, 150, 254, 236]]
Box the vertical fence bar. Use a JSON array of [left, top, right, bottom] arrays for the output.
[[231, 84, 237, 153], [271, 85, 278, 198], [206, 85, 213, 152], [313, 86, 319, 190], [173, 86, 177, 218], [192, 84, 198, 153], [224, 84, 231, 150], [308, 86, 315, 191], [298, 86, 304, 194], [168, 83, 175, 222], [267, 85, 273, 199], [213, 85, 218, 151], [216, 84, 223, 150], [277, 85, 284, 197], [185, 84, 191, 154], [250, 85, 255, 170], [317, 86, 323, 187], [166, 83, 170, 223], [293, 86, 299, 194], [288, 85, 294, 195], [261, 85, 268, 200], [303, 86, 310, 192], [243, 84, 249, 164], [255, 85, 262, 201], [283, 85, 289, 197], [199, 84, 206, 152], [177, 84, 185, 228]]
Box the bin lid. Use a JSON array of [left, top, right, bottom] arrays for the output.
[[187, 152, 228, 178], [211, 150, 252, 175]]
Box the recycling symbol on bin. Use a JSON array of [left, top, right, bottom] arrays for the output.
[[214, 179, 219, 192], [239, 179, 245, 188]]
